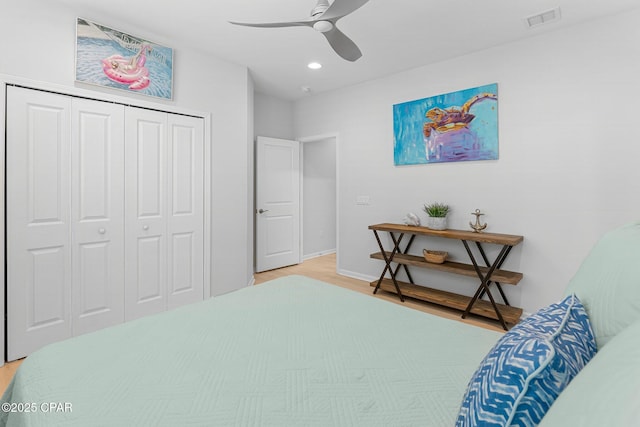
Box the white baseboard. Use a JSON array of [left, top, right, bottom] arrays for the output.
[[337, 268, 377, 283], [302, 249, 336, 261], [247, 276, 256, 287]]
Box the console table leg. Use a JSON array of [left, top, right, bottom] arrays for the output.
[[495, 284, 509, 308], [482, 281, 508, 330], [372, 230, 394, 294], [462, 241, 512, 330], [391, 234, 416, 284], [475, 242, 512, 306], [461, 283, 485, 319], [372, 230, 405, 302]]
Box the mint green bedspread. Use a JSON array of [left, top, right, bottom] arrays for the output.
[[1, 276, 502, 426]]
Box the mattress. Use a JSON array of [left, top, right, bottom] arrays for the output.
[[1, 275, 502, 426]]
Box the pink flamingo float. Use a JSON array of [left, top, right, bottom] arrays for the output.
[[101, 43, 151, 90]]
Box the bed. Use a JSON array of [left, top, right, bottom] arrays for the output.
[[1, 275, 502, 426], [3, 221, 640, 426]]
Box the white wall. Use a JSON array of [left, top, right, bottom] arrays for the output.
[[254, 91, 295, 140], [294, 10, 640, 314], [0, 0, 253, 297], [303, 138, 337, 258], [247, 77, 256, 285]]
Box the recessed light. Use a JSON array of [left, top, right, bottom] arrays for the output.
[[307, 62, 322, 70]]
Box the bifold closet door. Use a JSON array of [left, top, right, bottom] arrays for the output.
[[6, 88, 204, 358], [167, 114, 204, 309], [71, 99, 125, 336], [7, 87, 73, 361], [124, 108, 204, 320], [124, 107, 168, 320], [6, 87, 126, 360]]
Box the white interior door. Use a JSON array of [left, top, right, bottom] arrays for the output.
[[124, 107, 168, 320], [167, 114, 204, 309], [7, 87, 72, 360], [71, 99, 125, 336], [255, 136, 301, 272]]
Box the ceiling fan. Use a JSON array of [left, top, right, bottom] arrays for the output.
[[229, 0, 370, 62]]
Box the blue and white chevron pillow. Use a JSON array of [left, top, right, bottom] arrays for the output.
[[456, 294, 597, 427]]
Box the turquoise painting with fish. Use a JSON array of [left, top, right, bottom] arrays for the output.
[[393, 83, 498, 165], [75, 18, 173, 100]]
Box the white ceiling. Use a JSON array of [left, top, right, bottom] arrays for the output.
[[56, 0, 639, 100]]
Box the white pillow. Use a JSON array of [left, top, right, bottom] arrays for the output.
[[539, 319, 640, 426], [564, 221, 640, 349]]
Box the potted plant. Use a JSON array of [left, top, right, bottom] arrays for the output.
[[423, 202, 450, 230]]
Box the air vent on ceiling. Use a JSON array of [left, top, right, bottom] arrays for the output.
[[525, 7, 561, 28]]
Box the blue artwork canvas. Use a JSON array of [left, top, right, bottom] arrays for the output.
[[393, 83, 498, 165], [75, 18, 173, 100]]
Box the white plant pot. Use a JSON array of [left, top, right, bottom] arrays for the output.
[[426, 216, 447, 230]]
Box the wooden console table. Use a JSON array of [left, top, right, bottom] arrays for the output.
[[369, 223, 524, 330]]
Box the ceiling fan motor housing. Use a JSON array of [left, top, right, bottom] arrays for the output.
[[313, 20, 334, 32], [311, 0, 330, 17]]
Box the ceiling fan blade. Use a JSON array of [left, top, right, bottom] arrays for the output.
[[322, 27, 362, 62], [228, 18, 314, 29], [320, 0, 370, 21]]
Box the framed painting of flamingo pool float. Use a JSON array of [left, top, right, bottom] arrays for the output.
[[393, 83, 498, 165], [75, 18, 173, 100]]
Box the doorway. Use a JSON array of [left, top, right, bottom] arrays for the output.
[[254, 134, 338, 274], [301, 135, 337, 262]]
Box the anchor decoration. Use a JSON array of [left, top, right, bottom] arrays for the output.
[[469, 209, 487, 233]]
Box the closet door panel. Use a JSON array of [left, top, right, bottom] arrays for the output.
[[71, 99, 125, 336], [125, 107, 167, 320], [6, 87, 72, 361], [167, 115, 204, 308]]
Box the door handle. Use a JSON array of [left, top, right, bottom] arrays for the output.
[[98, 228, 106, 234], [258, 209, 269, 214], [143, 225, 149, 231]]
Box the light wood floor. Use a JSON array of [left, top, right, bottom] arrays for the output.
[[0, 358, 23, 396], [0, 253, 503, 396], [255, 253, 506, 333]]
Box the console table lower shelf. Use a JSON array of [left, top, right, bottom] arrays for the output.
[[369, 278, 523, 325]]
